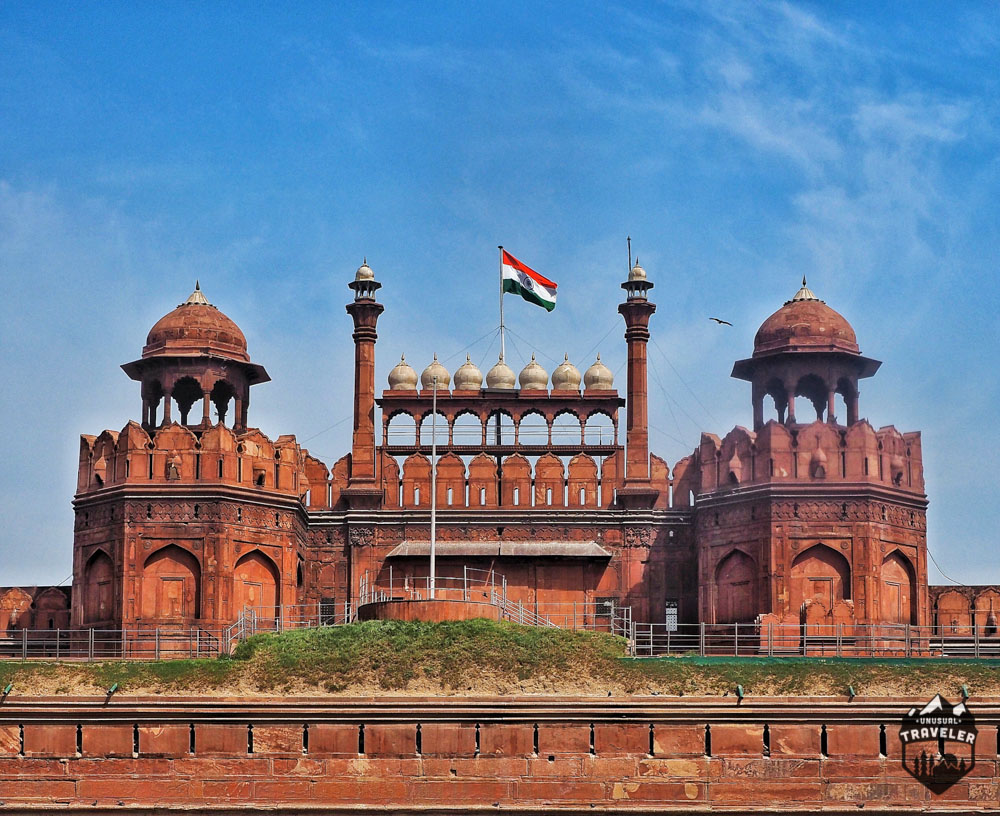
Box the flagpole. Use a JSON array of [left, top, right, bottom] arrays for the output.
[[498, 245, 506, 361], [430, 374, 437, 600]]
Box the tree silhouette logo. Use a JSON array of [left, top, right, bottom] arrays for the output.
[[899, 694, 977, 793]]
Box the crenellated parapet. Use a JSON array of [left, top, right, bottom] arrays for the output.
[[76, 421, 311, 498], [696, 420, 925, 496]]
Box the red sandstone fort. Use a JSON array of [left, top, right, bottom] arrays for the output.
[[3, 259, 996, 640]]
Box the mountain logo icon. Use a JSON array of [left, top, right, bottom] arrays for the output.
[[899, 694, 977, 793]]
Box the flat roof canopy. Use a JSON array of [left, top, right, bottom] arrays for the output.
[[385, 540, 611, 559]]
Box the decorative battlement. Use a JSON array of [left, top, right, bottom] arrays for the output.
[[76, 421, 308, 499], [697, 419, 924, 496]]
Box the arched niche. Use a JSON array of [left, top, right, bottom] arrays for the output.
[[141, 545, 201, 621], [714, 549, 757, 624], [34, 588, 70, 630], [233, 550, 280, 618], [935, 590, 971, 634], [789, 544, 851, 618], [880, 550, 917, 625], [83, 550, 114, 624]]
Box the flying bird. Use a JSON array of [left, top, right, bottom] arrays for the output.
[[709, 317, 733, 326]]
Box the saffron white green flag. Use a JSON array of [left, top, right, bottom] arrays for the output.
[[501, 249, 557, 311]]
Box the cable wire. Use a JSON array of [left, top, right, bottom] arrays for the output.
[[927, 548, 967, 586], [650, 336, 720, 424]]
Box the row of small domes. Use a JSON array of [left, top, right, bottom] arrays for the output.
[[388, 353, 614, 392]]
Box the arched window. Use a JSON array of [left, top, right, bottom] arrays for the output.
[[210, 380, 237, 426], [171, 377, 203, 426], [419, 411, 448, 447], [452, 411, 483, 445], [386, 412, 417, 446], [551, 411, 582, 445], [583, 412, 615, 445]]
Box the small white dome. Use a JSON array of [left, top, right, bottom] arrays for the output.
[[518, 354, 549, 391], [453, 354, 484, 390], [628, 259, 646, 282], [388, 354, 418, 390], [355, 258, 375, 281], [485, 355, 516, 389], [583, 354, 614, 391], [420, 354, 450, 390], [551, 353, 582, 391]]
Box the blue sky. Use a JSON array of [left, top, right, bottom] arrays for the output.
[[1, 2, 998, 586]]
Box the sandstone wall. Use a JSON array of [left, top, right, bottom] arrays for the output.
[[0, 696, 996, 811]]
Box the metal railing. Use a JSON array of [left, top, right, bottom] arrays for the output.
[[0, 626, 232, 662], [5, 617, 997, 663], [359, 567, 507, 607], [632, 622, 1000, 658]]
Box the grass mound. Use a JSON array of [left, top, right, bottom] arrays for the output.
[[0, 620, 998, 697], [232, 618, 630, 692]]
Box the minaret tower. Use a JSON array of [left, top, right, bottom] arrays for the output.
[[343, 260, 385, 509], [617, 260, 659, 509]]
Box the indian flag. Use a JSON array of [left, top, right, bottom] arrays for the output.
[[501, 249, 557, 312]]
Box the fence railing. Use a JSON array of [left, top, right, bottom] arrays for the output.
[[632, 622, 1000, 658], [0, 626, 231, 662], [359, 567, 507, 607], [5, 617, 998, 663]]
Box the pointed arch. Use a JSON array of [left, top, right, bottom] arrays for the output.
[[789, 544, 850, 616], [233, 549, 280, 618], [141, 544, 201, 620], [881, 550, 916, 625], [83, 549, 115, 624], [715, 549, 757, 623]]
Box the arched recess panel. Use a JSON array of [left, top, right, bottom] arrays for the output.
[[715, 550, 757, 624], [935, 590, 971, 634], [881, 551, 917, 625], [789, 544, 850, 616], [141, 545, 201, 620], [233, 550, 280, 617], [83, 550, 115, 624]]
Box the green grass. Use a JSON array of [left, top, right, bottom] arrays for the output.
[[0, 620, 997, 697], [232, 618, 629, 691]]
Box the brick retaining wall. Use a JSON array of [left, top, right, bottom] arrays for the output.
[[0, 696, 997, 811]]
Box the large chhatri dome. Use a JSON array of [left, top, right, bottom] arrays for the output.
[[753, 278, 859, 357], [143, 283, 250, 362]]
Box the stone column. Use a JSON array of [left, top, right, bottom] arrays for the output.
[[785, 382, 796, 425], [752, 380, 765, 430], [202, 391, 212, 425], [827, 388, 837, 424]]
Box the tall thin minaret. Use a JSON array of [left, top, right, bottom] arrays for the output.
[[617, 258, 659, 509], [343, 259, 384, 509]]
